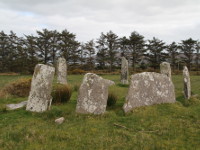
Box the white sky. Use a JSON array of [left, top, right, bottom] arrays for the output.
[[1, 0, 200, 43]]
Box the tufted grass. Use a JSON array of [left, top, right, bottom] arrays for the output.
[[0, 74, 200, 150]]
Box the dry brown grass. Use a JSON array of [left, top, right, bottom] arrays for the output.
[[2, 78, 31, 97], [0, 72, 20, 75], [52, 83, 72, 104]]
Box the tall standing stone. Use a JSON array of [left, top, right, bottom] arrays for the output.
[[26, 64, 55, 112], [183, 66, 191, 99], [160, 62, 171, 79], [76, 73, 115, 115], [123, 72, 176, 113], [121, 57, 129, 84], [57, 57, 67, 84]]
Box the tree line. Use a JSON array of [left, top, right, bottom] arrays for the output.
[[0, 29, 200, 73]]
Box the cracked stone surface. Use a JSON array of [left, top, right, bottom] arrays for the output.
[[123, 72, 176, 113], [76, 73, 115, 115], [183, 66, 191, 99], [121, 57, 129, 84], [160, 62, 171, 79], [57, 57, 67, 84], [26, 64, 55, 112]]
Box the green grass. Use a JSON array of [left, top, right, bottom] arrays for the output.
[[0, 74, 200, 150]]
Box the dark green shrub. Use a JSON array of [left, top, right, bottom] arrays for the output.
[[3, 78, 31, 97], [52, 83, 72, 104], [73, 83, 80, 92], [107, 92, 118, 107]]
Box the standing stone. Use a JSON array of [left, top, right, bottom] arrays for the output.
[[121, 57, 129, 84], [26, 64, 55, 112], [183, 66, 191, 99], [160, 62, 171, 79], [57, 57, 67, 84], [76, 73, 115, 115], [123, 72, 176, 113]]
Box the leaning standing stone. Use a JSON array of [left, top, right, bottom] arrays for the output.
[[121, 57, 129, 84], [76, 73, 115, 115], [123, 72, 176, 113], [57, 57, 67, 84], [26, 64, 55, 112], [183, 66, 191, 99], [160, 62, 171, 79]]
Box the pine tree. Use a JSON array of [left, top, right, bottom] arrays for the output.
[[83, 40, 95, 70], [24, 35, 38, 73], [195, 41, 200, 71], [119, 36, 129, 57], [96, 31, 119, 71], [35, 29, 52, 64], [128, 31, 146, 71], [0, 31, 10, 72], [96, 33, 107, 69], [58, 30, 80, 65], [147, 37, 166, 69], [167, 42, 178, 70], [179, 38, 197, 70]]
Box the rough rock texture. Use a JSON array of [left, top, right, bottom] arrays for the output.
[[183, 66, 191, 99], [57, 57, 67, 84], [26, 64, 55, 112], [55, 117, 65, 124], [121, 57, 129, 84], [160, 62, 171, 79], [76, 73, 115, 115], [123, 72, 176, 113], [6, 101, 27, 110]]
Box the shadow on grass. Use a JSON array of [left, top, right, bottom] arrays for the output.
[[117, 83, 129, 88]]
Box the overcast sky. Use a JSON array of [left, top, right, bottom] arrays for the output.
[[1, 0, 200, 43]]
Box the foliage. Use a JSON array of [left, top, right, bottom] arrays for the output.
[[1, 29, 200, 73], [147, 37, 167, 69], [107, 92, 118, 107], [52, 83, 72, 104], [2, 78, 31, 97], [179, 38, 197, 70], [127, 31, 146, 70], [96, 31, 119, 71], [70, 69, 86, 74], [167, 42, 179, 70], [81, 40, 96, 70], [73, 83, 80, 92]]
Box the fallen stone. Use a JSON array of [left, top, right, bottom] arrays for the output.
[[183, 66, 191, 99], [76, 73, 115, 115], [26, 64, 55, 112], [55, 117, 65, 124], [121, 57, 129, 84], [123, 72, 176, 113], [57, 57, 67, 84], [160, 62, 171, 79], [6, 101, 27, 110]]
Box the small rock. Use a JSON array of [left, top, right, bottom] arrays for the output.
[[55, 117, 65, 124], [6, 101, 27, 110]]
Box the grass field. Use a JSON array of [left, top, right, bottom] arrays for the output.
[[0, 74, 200, 150]]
